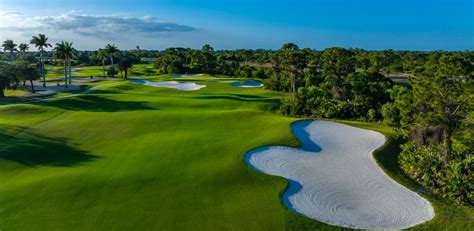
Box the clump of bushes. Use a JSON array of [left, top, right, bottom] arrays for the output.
[[107, 67, 118, 77], [399, 142, 473, 205], [280, 71, 392, 121]]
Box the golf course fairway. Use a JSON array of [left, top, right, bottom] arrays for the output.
[[0, 77, 471, 230]]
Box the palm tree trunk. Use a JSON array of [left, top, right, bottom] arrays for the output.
[[30, 79, 35, 93], [102, 59, 106, 78], [291, 78, 296, 95], [442, 128, 452, 164], [41, 51, 46, 87], [10, 51, 14, 63], [64, 60, 68, 88], [332, 75, 343, 100], [68, 59, 72, 84], [110, 57, 115, 78], [288, 69, 297, 96]]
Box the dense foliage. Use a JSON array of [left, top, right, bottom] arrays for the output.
[[383, 53, 473, 205], [399, 142, 473, 205], [0, 62, 18, 97]]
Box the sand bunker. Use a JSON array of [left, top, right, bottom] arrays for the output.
[[71, 77, 103, 83], [21, 90, 56, 97], [1, 82, 121, 107], [171, 73, 204, 78], [230, 80, 263, 88], [245, 120, 434, 229], [29, 82, 82, 92], [130, 79, 206, 91]]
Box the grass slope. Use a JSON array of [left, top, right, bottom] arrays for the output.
[[0, 75, 472, 230]]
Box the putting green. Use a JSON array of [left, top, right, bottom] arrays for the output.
[[0, 76, 472, 230]]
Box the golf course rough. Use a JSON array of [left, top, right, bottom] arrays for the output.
[[245, 120, 435, 229]]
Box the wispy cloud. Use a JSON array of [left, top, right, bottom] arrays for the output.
[[1, 12, 195, 37], [1, 11, 24, 16], [0, 10, 250, 50]]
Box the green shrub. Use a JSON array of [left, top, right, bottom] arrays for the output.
[[399, 142, 474, 205], [280, 94, 300, 116], [366, 109, 377, 122], [107, 67, 118, 76]]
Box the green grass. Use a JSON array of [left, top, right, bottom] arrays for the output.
[[3, 88, 32, 97], [129, 63, 159, 76], [0, 75, 472, 230], [45, 65, 104, 79]]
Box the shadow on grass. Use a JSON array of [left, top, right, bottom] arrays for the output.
[[0, 126, 99, 167], [193, 93, 279, 103], [0, 96, 34, 105], [38, 95, 154, 112], [86, 89, 121, 95]]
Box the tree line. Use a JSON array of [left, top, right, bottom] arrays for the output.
[[0, 35, 141, 95]]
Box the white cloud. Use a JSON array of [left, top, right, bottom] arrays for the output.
[[0, 11, 198, 50], [1, 11, 195, 34]]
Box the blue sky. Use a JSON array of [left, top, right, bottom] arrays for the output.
[[0, 0, 472, 50]]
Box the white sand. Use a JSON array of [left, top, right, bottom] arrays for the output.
[[130, 79, 206, 91], [70, 77, 103, 83], [171, 73, 204, 78], [28, 83, 82, 92], [245, 120, 434, 229], [36, 82, 120, 102], [230, 80, 263, 88], [0, 82, 122, 107], [20, 90, 56, 97]]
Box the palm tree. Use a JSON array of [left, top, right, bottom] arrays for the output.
[[96, 49, 107, 78], [2, 39, 17, 62], [53, 42, 67, 88], [14, 61, 40, 92], [30, 34, 52, 87], [105, 44, 119, 77], [118, 57, 133, 79], [53, 41, 76, 88], [27, 65, 40, 93], [19, 43, 29, 54], [63, 42, 76, 84]]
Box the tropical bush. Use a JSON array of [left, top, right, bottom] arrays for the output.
[[399, 142, 473, 205], [107, 67, 118, 76], [280, 71, 392, 121]]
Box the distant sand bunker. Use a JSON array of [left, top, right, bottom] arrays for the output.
[[171, 73, 204, 78], [230, 80, 263, 88], [131, 79, 206, 91], [245, 120, 434, 229]]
